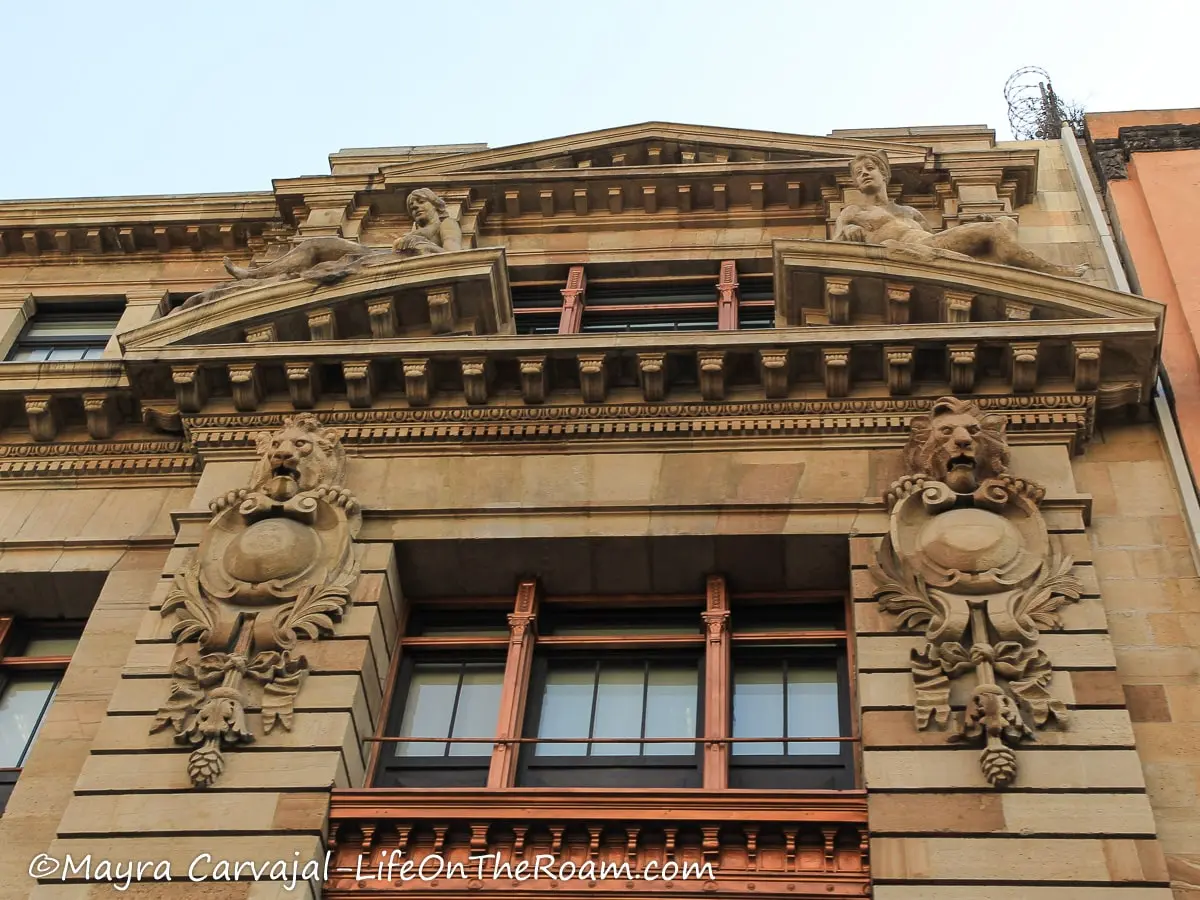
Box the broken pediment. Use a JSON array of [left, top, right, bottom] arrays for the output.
[[772, 239, 1163, 403], [119, 247, 514, 351]]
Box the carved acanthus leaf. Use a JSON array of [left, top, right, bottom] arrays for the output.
[[872, 545, 939, 634], [1012, 549, 1081, 634], [270, 581, 353, 648], [149, 661, 207, 736], [161, 566, 218, 645]]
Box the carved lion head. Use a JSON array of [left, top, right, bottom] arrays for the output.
[[904, 397, 1009, 493], [251, 413, 344, 492]]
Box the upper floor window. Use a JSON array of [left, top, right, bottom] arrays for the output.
[[371, 582, 854, 791], [4, 304, 124, 362], [0, 618, 81, 813], [510, 268, 775, 335], [578, 284, 720, 334]]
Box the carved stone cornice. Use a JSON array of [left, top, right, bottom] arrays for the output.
[[0, 439, 196, 481], [119, 318, 1155, 423], [1089, 124, 1200, 186], [182, 394, 1097, 455], [0, 192, 281, 259]]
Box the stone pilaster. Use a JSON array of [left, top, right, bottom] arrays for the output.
[[104, 288, 169, 357], [852, 410, 1173, 897], [0, 292, 34, 361]]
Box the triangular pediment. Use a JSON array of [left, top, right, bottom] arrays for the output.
[[378, 122, 932, 177]]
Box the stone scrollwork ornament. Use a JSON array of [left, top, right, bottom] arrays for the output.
[[152, 414, 360, 787], [871, 397, 1081, 787]]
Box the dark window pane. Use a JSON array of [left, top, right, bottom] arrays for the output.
[[18, 636, 80, 657], [406, 609, 509, 638], [732, 601, 844, 633]]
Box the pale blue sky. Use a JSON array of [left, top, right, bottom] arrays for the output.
[[1, 0, 1193, 200]]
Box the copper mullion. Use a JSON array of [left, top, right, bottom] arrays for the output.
[[557, 266, 586, 334], [717, 260, 739, 330], [701, 574, 731, 789], [486, 579, 540, 788]]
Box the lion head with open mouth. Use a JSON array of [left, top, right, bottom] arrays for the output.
[[905, 397, 1009, 494]]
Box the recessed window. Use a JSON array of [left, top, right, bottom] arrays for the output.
[[580, 285, 719, 333], [373, 579, 855, 793], [0, 620, 81, 813], [5, 305, 124, 362]]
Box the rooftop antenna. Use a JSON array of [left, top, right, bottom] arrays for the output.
[[1004, 67, 1084, 140]]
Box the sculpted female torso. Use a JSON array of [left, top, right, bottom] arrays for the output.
[[837, 201, 933, 245], [833, 151, 1087, 278]]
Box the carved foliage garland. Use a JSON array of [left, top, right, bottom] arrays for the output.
[[152, 413, 360, 787], [870, 397, 1081, 787]]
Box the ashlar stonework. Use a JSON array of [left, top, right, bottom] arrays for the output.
[[152, 413, 360, 787], [871, 396, 1082, 786]]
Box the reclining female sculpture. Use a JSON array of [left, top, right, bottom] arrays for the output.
[[176, 189, 463, 311], [833, 151, 1087, 278]]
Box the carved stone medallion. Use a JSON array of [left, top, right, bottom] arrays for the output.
[[152, 413, 360, 787], [871, 397, 1081, 787]]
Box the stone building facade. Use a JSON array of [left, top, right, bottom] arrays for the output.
[[0, 121, 1195, 898]]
